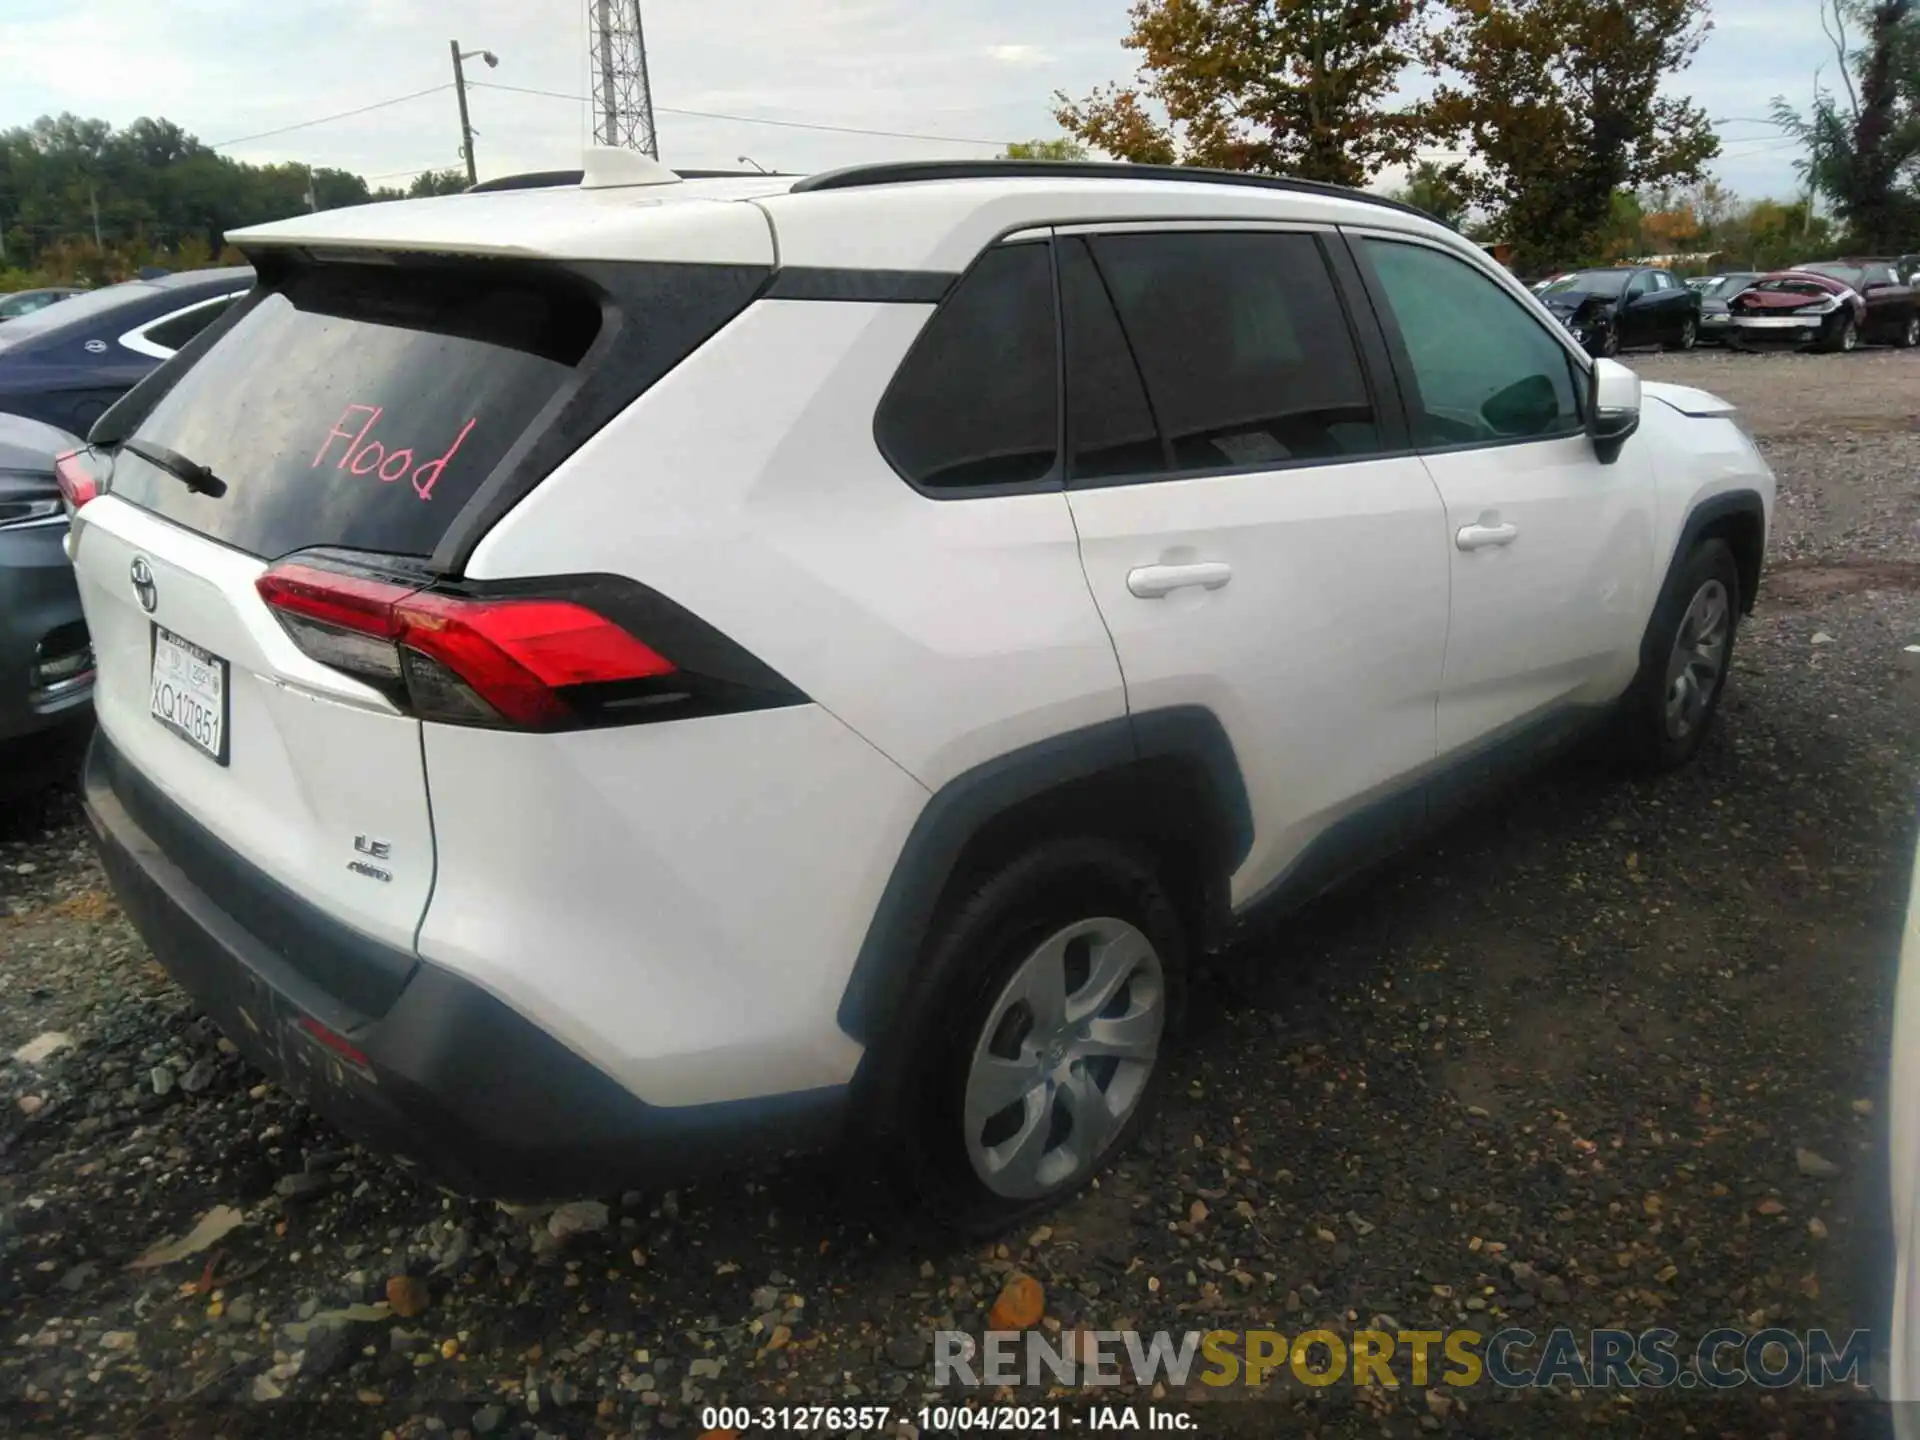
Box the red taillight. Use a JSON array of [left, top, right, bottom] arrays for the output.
[[256, 561, 676, 729], [54, 449, 100, 511]]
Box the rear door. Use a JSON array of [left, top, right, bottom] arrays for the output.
[[1059, 225, 1450, 905], [71, 253, 748, 964]]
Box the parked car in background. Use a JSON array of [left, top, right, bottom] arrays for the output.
[[1789, 260, 1919, 348], [1537, 265, 1701, 355], [66, 155, 1772, 1224], [0, 288, 82, 321], [0, 411, 91, 794], [1730, 269, 1917, 352], [1693, 271, 1763, 344], [0, 268, 251, 436]]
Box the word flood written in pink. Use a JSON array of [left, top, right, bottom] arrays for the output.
[[311, 404, 478, 501]]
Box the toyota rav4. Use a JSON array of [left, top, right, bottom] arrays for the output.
[[64, 154, 1774, 1230]]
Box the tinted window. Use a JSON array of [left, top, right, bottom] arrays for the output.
[[1363, 239, 1583, 448], [142, 295, 241, 354], [117, 261, 605, 559], [1059, 237, 1164, 481], [1087, 230, 1378, 473], [875, 243, 1057, 491]]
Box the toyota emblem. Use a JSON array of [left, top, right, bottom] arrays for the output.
[[130, 556, 157, 613]]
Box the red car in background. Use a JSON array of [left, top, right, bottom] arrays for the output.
[[1727, 264, 1920, 352]]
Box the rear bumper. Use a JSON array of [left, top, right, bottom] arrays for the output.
[[82, 730, 847, 1200]]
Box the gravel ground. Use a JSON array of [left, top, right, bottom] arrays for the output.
[[2, 348, 1916, 1438]]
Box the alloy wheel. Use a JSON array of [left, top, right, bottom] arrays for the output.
[[962, 917, 1166, 1200], [1663, 579, 1731, 742], [1678, 318, 1697, 351]]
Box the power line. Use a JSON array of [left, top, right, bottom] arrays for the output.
[[207, 85, 453, 150], [467, 80, 1010, 147]]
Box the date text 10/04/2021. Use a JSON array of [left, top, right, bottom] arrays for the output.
[[311, 404, 477, 501]]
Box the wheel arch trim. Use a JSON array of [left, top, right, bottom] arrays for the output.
[[835, 706, 1252, 1045]]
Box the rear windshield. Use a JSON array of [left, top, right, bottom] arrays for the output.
[[114, 261, 605, 560]]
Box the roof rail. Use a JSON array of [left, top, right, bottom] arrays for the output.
[[466, 166, 795, 196], [788, 159, 1445, 227]]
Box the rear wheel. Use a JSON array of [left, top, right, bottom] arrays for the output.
[[1899, 314, 1920, 348], [1612, 538, 1741, 772], [895, 838, 1185, 1233], [1667, 316, 1698, 352]]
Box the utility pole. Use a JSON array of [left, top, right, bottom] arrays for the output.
[[89, 183, 102, 249], [448, 40, 499, 186], [450, 39, 478, 186]]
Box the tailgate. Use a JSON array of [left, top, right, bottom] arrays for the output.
[[74, 495, 434, 984]]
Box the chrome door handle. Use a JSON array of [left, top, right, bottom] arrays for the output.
[[1455, 522, 1518, 551], [1126, 562, 1234, 598]]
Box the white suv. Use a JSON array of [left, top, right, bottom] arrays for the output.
[[63, 155, 1774, 1229]]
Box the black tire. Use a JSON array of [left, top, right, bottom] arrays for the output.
[[1899, 314, 1920, 349], [1667, 316, 1698, 352], [1597, 325, 1621, 358], [1613, 538, 1742, 772], [1824, 316, 1859, 354], [892, 837, 1186, 1234]]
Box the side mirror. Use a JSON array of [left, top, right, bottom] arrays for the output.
[[1587, 358, 1640, 462]]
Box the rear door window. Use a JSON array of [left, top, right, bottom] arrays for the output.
[[874, 243, 1058, 493], [1059, 237, 1165, 482], [114, 261, 605, 559], [1082, 230, 1380, 474]]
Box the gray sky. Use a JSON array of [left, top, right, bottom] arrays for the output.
[[1, 0, 1826, 201]]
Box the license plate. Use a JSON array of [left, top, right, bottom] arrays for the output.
[[150, 625, 230, 764]]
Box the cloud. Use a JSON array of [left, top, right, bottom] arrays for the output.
[[989, 44, 1051, 67]]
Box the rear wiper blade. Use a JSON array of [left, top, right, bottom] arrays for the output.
[[121, 438, 226, 498]]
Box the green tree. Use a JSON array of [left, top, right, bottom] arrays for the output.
[[1002, 138, 1089, 160], [1421, 0, 1720, 271], [1772, 0, 1920, 249], [406, 168, 470, 198], [1391, 160, 1469, 227], [1055, 0, 1426, 185]]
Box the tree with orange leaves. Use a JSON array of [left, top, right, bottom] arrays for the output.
[[1053, 0, 1426, 187]]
